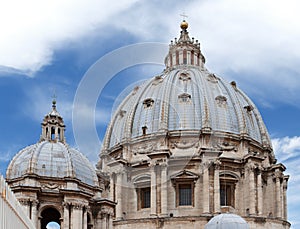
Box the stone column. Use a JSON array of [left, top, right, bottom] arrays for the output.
[[101, 213, 107, 229], [95, 213, 102, 229], [63, 202, 70, 229], [202, 162, 210, 213], [19, 199, 30, 218], [55, 126, 59, 140], [150, 164, 157, 216], [257, 170, 263, 216], [214, 162, 220, 213], [194, 175, 201, 211], [109, 175, 114, 201], [108, 214, 113, 229], [283, 176, 288, 220], [160, 162, 168, 216], [275, 171, 282, 218], [115, 173, 123, 219], [83, 207, 88, 229], [31, 200, 39, 228], [247, 163, 256, 215], [72, 204, 83, 229]]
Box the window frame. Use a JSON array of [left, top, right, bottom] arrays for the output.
[[176, 182, 194, 206], [137, 187, 151, 209], [171, 170, 199, 208], [219, 174, 238, 208]]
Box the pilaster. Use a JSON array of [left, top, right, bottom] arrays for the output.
[[115, 173, 123, 220], [257, 169, 263, 216], [160, 161, 168, 216], [150, 163, 157, 216], [202, 162, 210, 213], [214, 161, 221, 213]]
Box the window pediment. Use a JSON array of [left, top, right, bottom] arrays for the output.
[[133, 175, 151, 188], [171, 170, 199, 182]]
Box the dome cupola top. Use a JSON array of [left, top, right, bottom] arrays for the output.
[[165, 20, 206, 69], [40, 99, 66, 143]]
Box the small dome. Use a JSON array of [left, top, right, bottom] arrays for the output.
[[205, 214, 249, 229], [6, 101, 98, 187], [6, 141, 98, 186]]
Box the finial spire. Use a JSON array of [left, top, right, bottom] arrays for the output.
[[180, 13, 189, 30], [52, 93, 57, 110]]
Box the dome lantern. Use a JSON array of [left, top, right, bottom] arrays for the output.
[[40, 99, 66, 143], [165, 20, 206, 69]]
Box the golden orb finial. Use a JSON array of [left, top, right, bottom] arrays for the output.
[[180, 20, 188, 30]]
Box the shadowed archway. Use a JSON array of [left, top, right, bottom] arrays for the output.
[[41, 207, 61, 229]]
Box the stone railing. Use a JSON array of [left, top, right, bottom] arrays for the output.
[[0, 175, 35, 229]]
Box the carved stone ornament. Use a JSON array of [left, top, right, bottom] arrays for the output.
[[41, 182, 60, 190], [133, 143, 154, 154], [207, 73, 218, 83], [171, 140, 199, 149], [179, 71, 191, 81], [217, 142, 237, 151], [215, 95, 227, 107], [152, 75, 163, 85]]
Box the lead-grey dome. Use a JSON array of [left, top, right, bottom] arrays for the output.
[[6, 141, 98, 186], [205, 213, 249, 229], [102, 22, 271, 152], [6, 100, 98, 187]]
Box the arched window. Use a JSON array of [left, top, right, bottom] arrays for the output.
[[57, 128, 61, 140], [51, 127, 55, 140], [219, 173, 238, 208], [133, 175, 151, 210]]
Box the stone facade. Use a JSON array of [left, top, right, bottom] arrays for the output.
[[5, 20, 290, 229], [98, 21, 290, 229], [6, 101, 115, 229]]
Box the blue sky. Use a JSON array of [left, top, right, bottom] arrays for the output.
[[0, 0, 300, 228]]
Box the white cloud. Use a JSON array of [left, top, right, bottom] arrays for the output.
[[1, 0, 300, 106], [272, 136, 300, 162], [0, 151, 11, 163], [272, 136, 300, 228], [0, 0, 137, 76]]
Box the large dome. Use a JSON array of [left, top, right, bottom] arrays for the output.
[[6, 101, 98, 187], [102, 22, 271, 152]]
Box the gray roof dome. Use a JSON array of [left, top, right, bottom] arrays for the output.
[[205, 214, 249, 229], [6, 100, 98, 187], [102, 22, 271, 152]]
